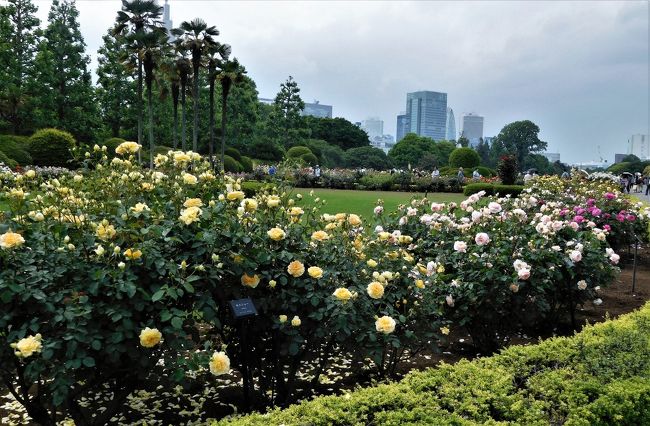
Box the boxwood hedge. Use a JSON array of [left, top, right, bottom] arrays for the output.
[[217, 302, 650, 425]]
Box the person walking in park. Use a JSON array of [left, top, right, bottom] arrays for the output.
[[644, 174, 650, 196], [431, 166, 440, 179], [314, 165, 321, 178], [472, 169, 481, 181], [457, 167, 465, 184]]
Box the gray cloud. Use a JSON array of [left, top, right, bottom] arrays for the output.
[[25, 0, 650, 163]]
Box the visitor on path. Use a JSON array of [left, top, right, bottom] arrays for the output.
[[561, 171, 570, 179], [472, 169, 481, 181], [524, 171, 533, 183], [314, 165, 321, 178], [457, 167, 465, 184], [644, 175, 650, 196], [268, 165, 276, 176], [431, 167, 440, 178], [620, 175, 629, 193]]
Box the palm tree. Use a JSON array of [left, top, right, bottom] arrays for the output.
[[172, 18, 219, 153], [113, 0, 164, 157], [217, 58, 246, 171], [206, 43, 231, 167], [173, 48, 192, 151]]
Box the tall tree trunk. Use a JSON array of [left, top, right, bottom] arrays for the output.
[[147, 79, 154, 169], [181, 82, 187, 151], [192, 63, 200, 153], [220, 87, 228, 172], [172, 83, 179, 149], [209, 78, 215, 168], [137, 57, 143, 163]]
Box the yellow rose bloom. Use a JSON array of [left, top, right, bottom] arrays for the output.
[[367, 281, 385, 299], [141, 182, 154, 191], [115, 141, 141, 155], [267, 196, 281, 208], [335, 213, 347, 222], [375, 316, 396, 334], [241, 273, 261, 288], [291, 316, 301, 326], [348, 214, 362, 227], [267, 227, 286, 241], [183, 198, 203, 208], [179, 206, 202, 225], [289, 207, 304, 216], [398, 235, 413, 244], [325, 222, 338, 231], [96, 223, 116, 241], [415, 279, 425, 289], [311, 230, 330, 242], [226, 191, 245, 201], [12, 334, 42, 358], [139, 327, 162, 348], [440, 326, 450, 335], [25, 170, 36, 178], [172, 152, 191, 166], [209, 351, 231, 376], [307, 266, 323, 279], [333, 287, 353, 302], [182, 173, 198, 185], [287, 260, 305, 277], [241, 198, 258, 212], [131, 202, 150, 213], [0, 231, 25, 249], [279, 314, 288, 323], [124, 248, 142, 260], [378, 232, 391, 241]]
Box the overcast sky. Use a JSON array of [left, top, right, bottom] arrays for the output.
[[22, 0, 650, 164]]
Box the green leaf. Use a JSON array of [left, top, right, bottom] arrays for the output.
[[151, 289, 165, 302], [171, 317, 183, 329], [82, 357, 96, 367]]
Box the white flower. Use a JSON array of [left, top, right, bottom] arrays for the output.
[[487, 202, 502, 214], [593, 298, 603, 306], [445, 295, 454, 307], [474, 232, 490, 246], [577, 280, 587, 290], [453, 241, 467, 253], [569, 250, 582, 263]]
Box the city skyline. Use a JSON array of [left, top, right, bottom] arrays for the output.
[[22, 0, 650, 163]]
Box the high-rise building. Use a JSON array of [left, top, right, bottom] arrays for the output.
[[446, 107, 456, 141], [396, 113, 409, 142], [461, 113, 484, 146], [301, 100, 333, 118], [405, 91, 447, 141], [542, 152, 561, 163], [162, 0, 173, 38], [628, 134, 650, 160], [361, 117, 384, 140]]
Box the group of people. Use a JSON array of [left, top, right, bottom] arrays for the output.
[[620, 173, 649, 195]]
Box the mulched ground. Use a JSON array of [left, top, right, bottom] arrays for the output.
[[2, 248, 649, 425]]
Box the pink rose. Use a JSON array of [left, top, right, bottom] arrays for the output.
[[453, 241, 467, 253], [517, 269, 530, 280], [569, 250, 582, 262], [474, 232, 490, 246]]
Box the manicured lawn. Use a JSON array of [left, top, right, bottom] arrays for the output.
[[294, 188, 467, 219]]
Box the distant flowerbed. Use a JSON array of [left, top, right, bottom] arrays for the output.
[[0, 145, 648, 423]]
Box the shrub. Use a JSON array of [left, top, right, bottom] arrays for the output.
[[0, 135, 33, 165], [223, 154, 243, 173], [300, 152, 319, 166], [448, 147, 480, 169], [101, 137, 126, 158], [464, 183, 524, 197], [286, 145, 312, 159], [497, 154, 518, 185], [251, 140, 284, 161], [359, 173, 394, 191], [241, 181, 275, 197], [239, 156, 253, 172], [0, 149, 18, 169], [224, 147, 242, 162], [474, 166, 495, 177], [28, 128, 76, 167]]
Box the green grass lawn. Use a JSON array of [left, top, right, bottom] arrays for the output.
[[294, 188, 466, 219]]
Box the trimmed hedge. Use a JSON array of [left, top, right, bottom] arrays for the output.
[[0, 149, 18, 169], [300, 152, 318, 166], [217, 303, 650, 425], [0, 135, 32, 165], [286, 146, 312, 159], [449, 147, 480, 169], [225, 147, 242, 162], [224, 155, 243, 173], [464, 183, 525, 197], [28, 128, 76, 167], [239, 156, 254, 173]]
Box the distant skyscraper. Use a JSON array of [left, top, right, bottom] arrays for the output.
[[446, 107, 456, 140], [301, 100, 333, 118], [162, 0, 173, 38], [396, 113, 410, 142], [628, 134, 650, 160], [542, 152, 561, 163], [406, 91, 447, 141], [361, 117, 384, 140], [461, 113, 484, 146]]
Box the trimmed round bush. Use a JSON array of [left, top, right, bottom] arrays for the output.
[[252, 140, 284, 161], [225, 147, 242, 162], [449, 147, 480, 169], [286, 146, 312, 159], [29, 129, 76, 167], [300, 152, 319, 166], [0, 149, 18, 169], [0, 135, 32, 165], [224, 155, 243, 173], [475, 166, 495, 177], [239, 155, 253, 172]]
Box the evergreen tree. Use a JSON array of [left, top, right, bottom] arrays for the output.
[[32, 0, 99, 142], [476, 137, 491, 166], [271, 75, 306, 146], [0, 0, 40, 134]]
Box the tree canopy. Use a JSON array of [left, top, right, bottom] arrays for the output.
[[304, 116, 370, 150], [492, 120, 547, 170]]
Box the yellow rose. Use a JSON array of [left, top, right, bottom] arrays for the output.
[[0, 231, 25, 249], [139, 327, 162, 348], [367, 281, 384, 299], [115, 141, 141, 155], [241, 198, 258, 212], [267, 227, 286, 241], [179, 206, 202, 225], [375, 316, 396, 334], [415, 279, 425, 289], [440, 326, 450, 335], [398, 235, 413, 244], [226, 191, 245, 201], [378, 232, 391, 241], [183, 198, 203, 208], [12, 334, 42, 358], [289, 207, 304, 216], [325, 223, 338, 231], [96, 223, 116, 241], [333, 287, 353, 302], [279, 314, 288, 323], [209, 351, 230, 376], [366, 259, 378, 268], [267, 196, 281, 208], [287, 260, 305, 277], [241, 273, 261, 288], [269, 279, 277, 288], [335, 213, 347, 222], [124, 248, 142, 260], [311, 230, 330, 242], [307, 266, 323, 279], [348, 214, 362, 227], [172, 152, 191, 165], [25, 170, 36, 178], [131, 202, 150, 213], [291, 316, 301, 326], [182, 173, 198, 185], [141, 182, 154, 191]]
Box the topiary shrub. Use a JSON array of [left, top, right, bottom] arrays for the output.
[[252, 140, 284, 161], [0, 135, 33, 165], [497, 154, 518, 185], [224, 147, 242, 162], [286, 146, 312, 159], [474, 166, 495, 177], [449, 147, 480, 169], [29, 128, 76, 167], [239, 156, 253, 173], [300, 152, 319, 166], [0, 149, 18, 169], [223, 155, 243, 173]]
